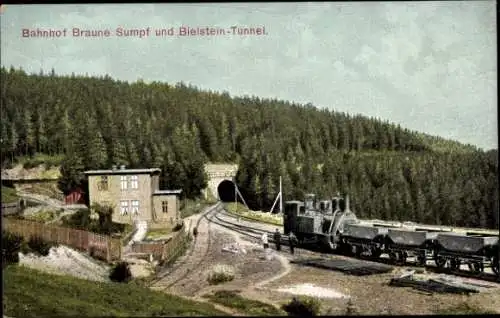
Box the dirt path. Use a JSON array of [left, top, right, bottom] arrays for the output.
[[203, 221, 293, 311], [149, 205, 292, 314], [209, 221, 292, 290]]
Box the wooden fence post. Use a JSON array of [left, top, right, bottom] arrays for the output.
[[106, 238, 111, 262]]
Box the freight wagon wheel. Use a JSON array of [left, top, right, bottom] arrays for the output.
[[492, 256, 499, 275], [401, 251, 408, 265], [389, 251, 405, 264], [468, 262, 482, 274], [450, 258, 461, 270], [434, 255, 447, 269], [416, 253, 427, 266]]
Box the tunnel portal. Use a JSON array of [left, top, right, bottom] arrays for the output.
[[217, 179, 237, 202]]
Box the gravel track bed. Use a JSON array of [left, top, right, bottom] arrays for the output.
[[167, 229, 283, 297]]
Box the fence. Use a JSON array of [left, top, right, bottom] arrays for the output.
[[1, 201, 21, 216], [130, 223, 189, 262], [131, 202, 223, 262], [2, 218, 122, 262]]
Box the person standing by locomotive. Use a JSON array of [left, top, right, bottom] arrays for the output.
[[288, 231, 298, 255], [273, 229, 281, 251], [261, 232, 269, 250]]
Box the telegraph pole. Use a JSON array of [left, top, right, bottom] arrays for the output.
[[234, 177, 237, 212], [279, 176, 283, 214], [269, 176, 283, 214]]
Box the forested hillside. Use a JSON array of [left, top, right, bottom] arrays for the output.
[[1, 67, 497, 229]]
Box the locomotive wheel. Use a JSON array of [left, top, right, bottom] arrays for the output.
[[338, 243, 351, 256], [435, 256, 447, 269], [370, 247, 382, 259], [352, 245, 362, 257], [296, 235, 305, 245], [389, 252, 398, 263], [450, 258, 461, 270], [492, 256, 499, 275]]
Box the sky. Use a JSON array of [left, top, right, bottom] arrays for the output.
[[1, 2, 497, 150]]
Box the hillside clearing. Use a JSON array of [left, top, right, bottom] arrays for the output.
[[3, 265, 227, 317]]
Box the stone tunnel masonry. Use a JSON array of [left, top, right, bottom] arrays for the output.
[[204, 163, 238, 200]]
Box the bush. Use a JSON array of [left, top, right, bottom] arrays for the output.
[[193, 227, 198, 237], [2, 231, 23, 267], [110, 261, 132, 283], [27, 236, 57, 256], [173, 222, 183, 232], [282, 296, 321, 317], [207, 264, 235, 285]]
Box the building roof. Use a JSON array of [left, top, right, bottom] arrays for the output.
[[84, 168, 161, 175], [153, 189, 183, 196]]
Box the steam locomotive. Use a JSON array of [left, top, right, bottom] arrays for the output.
[[283, 193, 499, 277]]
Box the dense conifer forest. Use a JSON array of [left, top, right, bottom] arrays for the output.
[[1, 67, 498, 229]]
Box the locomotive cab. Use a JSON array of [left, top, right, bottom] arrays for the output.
[[283, 200, 303, 235]]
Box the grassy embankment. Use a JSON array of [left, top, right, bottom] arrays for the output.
[[203, 290, 285, 316], [3, 265, 227, 317], [2, 186, 18, 204], [224, 202, 283, 226]]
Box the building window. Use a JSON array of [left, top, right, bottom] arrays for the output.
[[120, 201, 129, 215], [131, 200, 139, 215], [98, 176, 108, 191], [120, 176, 127, 190], [162, 201, 168, 213], [130, 175, 138, 189]]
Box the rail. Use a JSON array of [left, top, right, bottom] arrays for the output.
[[151, 201, 222, 288]]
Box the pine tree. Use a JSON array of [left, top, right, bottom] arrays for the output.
[[58, 149, 85, 195]]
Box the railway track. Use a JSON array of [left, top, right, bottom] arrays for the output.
[[214, 207, 500, 283], [150, 203, 220, 289], [150, 202, 499, 290]]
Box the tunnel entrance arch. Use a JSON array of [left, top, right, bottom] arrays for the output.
[[217, 179, 237, 202], [204, 163, 238, 200]]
